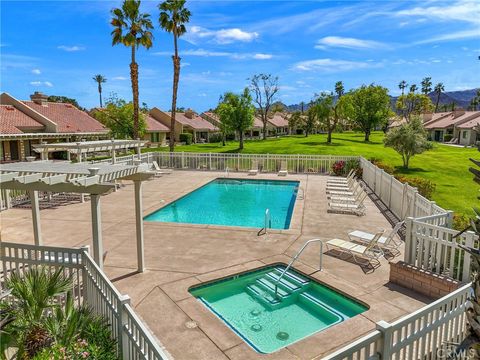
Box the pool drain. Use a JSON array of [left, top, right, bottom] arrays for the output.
[[251, 324, 262, 332], [250, 309, 261, 317], [276, 331, 289, 341]]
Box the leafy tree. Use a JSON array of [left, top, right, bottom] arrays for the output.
[[159, 0, 191, 152], [93, 94, 146, 139], [311, 92, 335, 143], [421, 77, 432, 95], [334, 81, 345, 97], [433, 82, 444, 112], [409, 84, 418, 93], [249, 74, 279, 140], [304, 106, 318, 137], [398, 80, 408, 96], [396, 93, 433, 122], [342, 85, 391, 141], [287, 111, 303, 134], [384, 117, 432, 168], [46, 95, 82, 109], [92, 74, 107, 108], [111, 0, 154, 139], [216, 88, 254, 150]]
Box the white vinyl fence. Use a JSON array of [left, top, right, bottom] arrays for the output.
[[0, 242, 169, 360], [323, 283, 470, 360]]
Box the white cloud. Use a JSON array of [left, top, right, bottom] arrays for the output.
[[57, 45, 85, 52], [315, 36, 387, 50], [112, 76, 128, 80], [395, 1, 480, 24], [30, 80, 53, 87], [293, 58, 375, 72], [31, 68, 41, 75], [185, 26, 258, 44], [253, 53, 273, 60], [414, 29, 480, 44]]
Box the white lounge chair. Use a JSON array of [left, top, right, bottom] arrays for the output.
[[327, 169, 355, 183], [249, 160, 259, 175], [152, 161, 172, 176], [328, 192, 367, 216], [326, 176, 357, 191], [329, 188, 366, 203], [326, 230, 385, 267], [348, 221, 404, 256], [278, 161, 288, 176], [327, 182, 362, 196]]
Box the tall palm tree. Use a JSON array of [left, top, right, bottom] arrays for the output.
[[334, 81, 344, 98], [159, 0, 191, 152], [111, 0, 153, 139], [421, 77, 432, 95], [434, 82, 444, 112], [409, 84, 418, 94], [398, 80, 407, 96], [92, 74, 107, 108]]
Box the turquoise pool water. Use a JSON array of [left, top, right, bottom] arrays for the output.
[[189, 265, 367, 354], [144, 178, 299, 229]]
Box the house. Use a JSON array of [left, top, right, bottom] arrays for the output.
[[266, 113, 289, 135], [144, 114, 170, 146], [150, 108, 218, 143], [0, 92, 108, 162], [424, 110, 480, 145]]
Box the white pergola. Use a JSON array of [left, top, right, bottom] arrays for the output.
[[0, 160, 154, 272], [32, 139, 146, 162]]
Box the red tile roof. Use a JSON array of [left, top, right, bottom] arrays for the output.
[[457, 113, 480, 129], [145, 114, 169, 132], [0, 105, 44, 134], [167, 112, 218, 131], [22, 101, 107, 133], [425, 111, 480, 129], [253, 116, 265, 128], [267, 113, 289, 127]]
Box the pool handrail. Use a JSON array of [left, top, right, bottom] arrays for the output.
[[273, 238, 323, 299]]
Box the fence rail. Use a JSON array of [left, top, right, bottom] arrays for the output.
[[0, 242, 168, 360], [323, 283, 471, 360]]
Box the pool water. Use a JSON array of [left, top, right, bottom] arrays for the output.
[[144, 178, 299, 229], [189, 265, 368, 354]]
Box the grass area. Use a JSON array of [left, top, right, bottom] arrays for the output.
[[145, 131, 478, 217]]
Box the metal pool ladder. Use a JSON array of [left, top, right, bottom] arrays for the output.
[[273, 238, 323, 299], [257, 209, 271, 236]]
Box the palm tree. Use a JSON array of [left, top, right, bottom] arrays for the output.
[[398, 80, 407, 96], [111, 0, 154, 139], [159, 0, 191, 152], [421, 77, 432, 95], [434, 82, 444, 112], [334, 81, 344, 98], [409, 84, 418, 94], [92, 74, 107, 108]]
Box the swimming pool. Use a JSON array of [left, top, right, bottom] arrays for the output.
[[189, 265, 367, 354], [144, 178, 299, 229]]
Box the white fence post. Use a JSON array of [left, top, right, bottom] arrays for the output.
[[376, 320, 392, 360], [446, 210, 454, 228], [404, 217, 414, 264], [118, 294, 131, 358]]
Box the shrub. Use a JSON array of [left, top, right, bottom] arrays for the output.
[[344, 158, 361, 177], [331, 160, 345, 176], [208, 133, 223, 143], [369, 158, 395, 175], [395, 175, 436, 199], [179, 133, 193, 145], [453, 213, 471, 231], [444, 134, 453, 142]]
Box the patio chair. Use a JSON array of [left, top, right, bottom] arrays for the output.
[[326, 230, 385, 267], [328, 192, 368, 216], [152, 161, 172, 176], [446, 137, 458, 144], [249, 160, 259, 175], [278, 160, 288, 176], [326, 176, 357, 191], [327, 169, 355, 183], [329, 188, 366, 203], [327, 181, 362, 196], [348, 220, 404, 256]]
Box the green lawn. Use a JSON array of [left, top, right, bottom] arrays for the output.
[[147, 132, 478, 216]]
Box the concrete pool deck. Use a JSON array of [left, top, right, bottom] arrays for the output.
[[0, 171, 431, 359]]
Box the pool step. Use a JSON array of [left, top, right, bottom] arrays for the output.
[[298, 292, 345, 321], [246, 284, 282, 306], [256, 277, 290, 298], [265, 272, 301, 292], [272, 268, 310, 288]]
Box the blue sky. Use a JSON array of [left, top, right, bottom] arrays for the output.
[[1, 0, 479, 111]]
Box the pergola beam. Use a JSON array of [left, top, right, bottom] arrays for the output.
[[1, 180, 115, 195], [39, 174, 68, 185], [0, 172, 19, 183], [14, 173, 43, 184]]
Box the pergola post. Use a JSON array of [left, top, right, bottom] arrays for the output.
[[134, 180, 145, 272], [90, 194, 104, 269], [28, 190, 42, 245], [111, 138, 117, 164], [136, 138, 141, 160]]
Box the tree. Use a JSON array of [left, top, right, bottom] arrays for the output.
[[433, 83, 444, 112], [287, 111, 303, 134], [92, 94, 146, 139], [159, 0, 191, 152], [216, 88, 254, 150], [311, 92, 335, 143], [46, 95, 82, 110], [396, 93, 433, 122], [398, 80, 408, 96], [384, 117, 432, 168], [304, 106, 318, 137], [111, 0, 153, 139], [342, 85, 391, 141], [409, 84, 418, 93], [249, 74, 279, 140], [335, 81, 345, 98], [421, 77, 432, 95], [92, 74, 107, 108]]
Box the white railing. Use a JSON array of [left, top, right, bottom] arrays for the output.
[[323, 283, 470, 359], [0, 242, 168, 360], [404, 219, 478, 281]]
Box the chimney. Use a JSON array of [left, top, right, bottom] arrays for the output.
[[185, 108, 194, 119], [453, 109, 465, 118], [422, 113, 433, 122], [30, 91, 48, 106]]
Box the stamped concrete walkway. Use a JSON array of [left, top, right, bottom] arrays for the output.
[[0, 171, 430, 359]]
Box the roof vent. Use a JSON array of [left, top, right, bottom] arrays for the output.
[[65, 104, 73, 108], [4, 105, 15, 111], [30, 91, 48, 106], [185, 109, 195, 119]]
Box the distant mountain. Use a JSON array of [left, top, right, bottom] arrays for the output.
[[285, 88, 479, 113]]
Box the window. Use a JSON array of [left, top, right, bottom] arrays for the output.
[[151, 132, 160, 143], [462, 131, 467, 139]]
